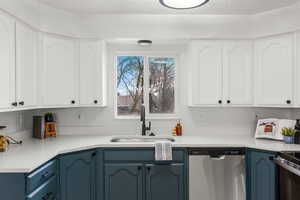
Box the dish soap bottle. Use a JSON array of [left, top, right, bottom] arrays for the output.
[[176, 120, 183, 136]]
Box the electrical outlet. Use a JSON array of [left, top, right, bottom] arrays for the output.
[[254, 112, 262, 120]]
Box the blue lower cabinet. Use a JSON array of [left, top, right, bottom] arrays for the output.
[[104, 163, 143, 200], [246, 149, 277, 200], [0, 159, 58, 200], [59, 150, 97, 200], [145, 163, 185, 200], [2, 148, 191, 200], [27, 175, 57, 200], [26, 160, 57, 194], [0, 173, 26, 200], [96, 149, 104, 200], [103, 148, 187, 200]]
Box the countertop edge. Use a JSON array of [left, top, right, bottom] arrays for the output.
[[1, 135, 300, 173]]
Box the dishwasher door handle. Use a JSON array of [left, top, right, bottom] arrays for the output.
[[274, 157, 300, 177], [210, 155, 226, 160]]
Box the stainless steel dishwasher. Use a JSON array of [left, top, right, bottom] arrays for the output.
[[189, 148, 246, 200]]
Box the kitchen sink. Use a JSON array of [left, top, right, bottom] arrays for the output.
[[110, 136, 175, 143]]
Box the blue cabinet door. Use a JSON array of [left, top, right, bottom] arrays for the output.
[[0, 173, 26, 200], [60, 150, 97, 200], [246, 149, 277, 200], [96, 149, 104, 200], [104, 163, 143, 200], [145, 163, 185, 200]]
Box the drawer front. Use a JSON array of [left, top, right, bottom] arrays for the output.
[[104, 149, 185, 162], [26, 160, 57, 194], [27, 175, 57, 200]]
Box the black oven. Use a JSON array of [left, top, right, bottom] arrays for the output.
[[274, 153, 300, 200]]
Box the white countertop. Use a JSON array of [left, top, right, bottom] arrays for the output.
[[1, 135, 300, 173]]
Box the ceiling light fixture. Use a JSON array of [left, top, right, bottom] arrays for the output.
[[159, 0, 210, 9], [137, 40, 152, 46]]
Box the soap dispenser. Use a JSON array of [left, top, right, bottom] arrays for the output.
[[176, 120, 183, 136]]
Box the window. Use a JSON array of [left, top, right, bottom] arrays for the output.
[[149, 57, 175, 114], [116, 55, 177, 117], [117, 56, 144, 116]]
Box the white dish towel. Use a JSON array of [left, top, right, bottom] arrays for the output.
[[155, 141, 173, 161]]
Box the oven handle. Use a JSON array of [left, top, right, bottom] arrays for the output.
[[274, 157, 300, 177]]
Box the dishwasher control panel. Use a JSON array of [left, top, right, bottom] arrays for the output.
[[188, 147, 245, 156]]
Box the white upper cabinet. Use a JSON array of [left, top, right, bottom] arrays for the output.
[[79, 40, 105, 106], [189, 41, 223, 106], [223, 41, 253, 105], [0, 13, 15, 109], [189, 40, 253, 107], [296, 32, 300, 106], [42, 35, 79, 107], [255, 34, 294, 106], [16, 23, 37, 108]]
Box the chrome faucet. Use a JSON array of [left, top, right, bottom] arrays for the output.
[[140, 104, 151, 136]]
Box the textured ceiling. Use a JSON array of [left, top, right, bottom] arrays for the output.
[[37, 0, 300, 15]]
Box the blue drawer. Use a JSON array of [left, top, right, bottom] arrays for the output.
[[27, 175, 57, 200], [104, 149, 185, 162], [26, 160, 57, 194]]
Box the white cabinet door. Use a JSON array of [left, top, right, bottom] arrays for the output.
[[0, 13, 15, 109], [255, 34, 294, 106], [42, 35, 79, 107], [189, 41, 223, 106], [223, 41, 253, 106], [296, 32, 300, 106], [79, 40, 104, 106], [16, 23, 37, 108]]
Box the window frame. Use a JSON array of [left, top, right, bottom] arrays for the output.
[[114, 51, 180, 119]]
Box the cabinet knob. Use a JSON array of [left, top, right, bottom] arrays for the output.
[[218, 100, 222, 104], [147, 166, 151, 172], [19, 101, 24, 106], [137, 166, 142, 170], [42, 171, 50, 179], [42, 192, 53, 200], [227, 100, 231, 104], [94, 100, 98, 104], [11, 102, 17, 107], [286, 100, 291, 104], [91, 152, 97, 157], [71, 100, 75, 104]]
